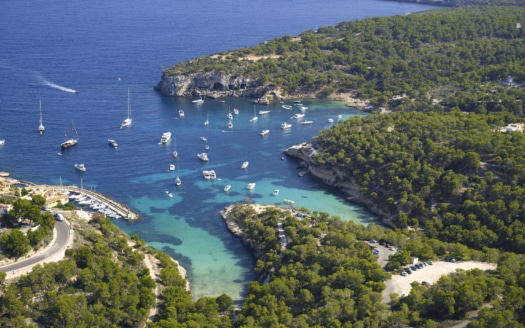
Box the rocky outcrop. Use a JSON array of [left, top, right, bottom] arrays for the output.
[[155, 71, 283, 102], [285, 143, 391, 220]]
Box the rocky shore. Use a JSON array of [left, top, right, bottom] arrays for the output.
[[284, 143, 392, 224]]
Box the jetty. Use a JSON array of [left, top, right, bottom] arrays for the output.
[[6, 178, 141, 221]]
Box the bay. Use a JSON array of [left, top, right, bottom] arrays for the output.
[[0, 0, 438, 302]]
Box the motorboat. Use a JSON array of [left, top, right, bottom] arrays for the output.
[[38, 100, 45, 134], [301, 120, 314, 125], [273, 189, 280, 196], [281, 122, 292, 130], [166, 190, 173, 197], [197, 152, 209, 161], [160, 131, 172, 144], [224, 185, 231, 192], [173, 150, 178, 159], [227, 112, 233, 120], [233, 108, 239, 115], [291, 113, 305, 119], [282, 105, 292, 110], [120, 88, 132, 128], [228, 121, 233, 129], [200, 136, 207, 142], [260, 129, 270, 136], [203, 170, 217, 180], [338, 114, 343, 120], [250, 106, 258, 122], [169, 164, 175, 171], [0, 139, 5, 145], [246, 182, 256, 190], [284, 199, 295, 205], [192, 98, 204, 104], [108, 139, 118, 148], [74, 163, 86, 172], [205, 145, 210, 150], [328, 118, 334, 123], [241, 161, 249, 169], [258, 110, 270, 115], [175, 176, 182, 186], [300, 106, 308, 111], [179, 109, 185, 117]]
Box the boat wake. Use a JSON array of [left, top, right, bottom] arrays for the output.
[[39, 77, 78, 93]]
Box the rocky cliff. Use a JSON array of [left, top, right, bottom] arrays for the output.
[[155, 71, 283, 103]]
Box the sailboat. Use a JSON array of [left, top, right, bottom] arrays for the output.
[[204, 111, 209, 126], [250, 105, 258, 122], [172, 136, 178, 159], [120, 88, 132, 128], [175, 157, 182, 186], [38, 100, 45, 134], [60, 120, 79, 149]]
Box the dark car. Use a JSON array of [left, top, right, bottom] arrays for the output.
[[405, 268, 412, 274], [411, 266, 418, 271]]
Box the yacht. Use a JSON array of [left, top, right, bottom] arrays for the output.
[[197, 152, 209, 161], [169, 164, 175, 171], [281, 122, 292, 130], [260, 129, 270, 136], [120, 88, 132, 128], [246, 182, 256, 190], [224, 185, 231, 192], [241, 161, 249, 169], [273, 189, 280, 196], [179, 109, 185, 118], [108, 139, 118, 148], [301, 120, 314, 125], [258, 110, 270, 115], [160, 131, 172, 144], [61, 120, 79, 149], [74, 163, 86, 172], [291, 113, 305, 119], [203, 170, 217, 180]]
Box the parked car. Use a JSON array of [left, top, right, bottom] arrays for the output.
[[400, 271, 407, 277], [54, 213, 65, 221]]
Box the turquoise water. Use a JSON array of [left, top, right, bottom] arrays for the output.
[[0, 0, 439, 302]]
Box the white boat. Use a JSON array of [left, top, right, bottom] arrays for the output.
[[166, 190, 173, 197], [204, 111, 209, 126], [227, 112, 233, 120], [179, 109, 185, 117], [108, 139, 118, 148], [258, 110, 270, 115], [0, 139, 4, 145], [169, 164, 175, 171], [160, 131, 172, 144], [192, 98, 204, 104], [205, 145, 210, 150], [284, 199, 295, 205], [224, 185, 231, 192], [61, 120, 79, 149], [282, 105, 292, 110], [120, 88, 132, 128], [175, 176, 182, 186], [338, 114, 343, 119], [246, 182, 256, 190], [260, 129, 270, 136], [301, 120, 314, 125], [173, 150, 178, 159], [228, 121, 233, 129], [250, 106, 258, 122], [291, 113, 305, 119], [328, 118, 334, 123], [281, 122, 292, 130], [273, 189, 280, 196], [74, 163, 86, 172], [300, 106, 308, 111], [200, 136, 207, 142], [197, 152, 209, 161], [203, 170, 217, 180], [233, 108, 239, 115], [38, 100, 45, 134], [241, 161, 249, 169]]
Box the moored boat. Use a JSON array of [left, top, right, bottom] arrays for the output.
[[282, 105, 292, 110], [120, 88, 132, 128], [258, 110, 270, 115], [224, 185, 231, 192], [175, 176, 182, 186], [197, 152, 209, 161], [169, 164, 175, 171], [166, 190, 173, 197], [291, 113, 305, 119], [246, 182, 256, 190], [179, 109, 185, 117], [281, 122, 292, 130], [203, 170, 217, 180], [260, 129, 270, 136], [301, 120, 313, 125], [200, 136, 207, 142], [61, 120, 79, 149], [74, 163, 86, 172], [160, 131, 172, 144], [241, 161, 249, 169], [108, 139, 118, 148], [273, 189, 280, 196], [192, 98, 204, 104]]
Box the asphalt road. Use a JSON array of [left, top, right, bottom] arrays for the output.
[[0, 220, 71, 275]]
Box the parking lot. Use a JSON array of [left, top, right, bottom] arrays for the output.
[[382, 260, 497, 302]]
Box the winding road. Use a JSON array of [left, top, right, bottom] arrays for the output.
[[0, 220, 72, 279]]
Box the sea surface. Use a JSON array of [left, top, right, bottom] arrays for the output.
[[0, 0, 438, 302]]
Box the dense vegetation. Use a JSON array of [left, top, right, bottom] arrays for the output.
[[164, 6, 524, 111], [226, 204, 525, 327]]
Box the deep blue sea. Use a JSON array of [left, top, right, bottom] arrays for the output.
[[0, 0, 438, 302]]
